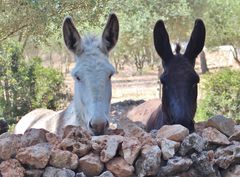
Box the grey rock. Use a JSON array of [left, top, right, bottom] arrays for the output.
[[190, 151, 221, 177], [99, 171, 115, 177], [21, 128, 48, 147], [179, 133, 207, 156], [214, 144, 240, 169], [202, 127, 230, 145], [221, 164, 240, 177], [207, 115, 235, 136], [229, 128, 240, 141], [43, 166, 75, 177], [157, 156, 192, 176], [25, 169, 44, 177], [159, 138, 180, 160], [135, 145, 161, 177], [0, 134, 22, 160], [75, 172, 86, 177]]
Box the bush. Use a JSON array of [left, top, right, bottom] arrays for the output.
[[196, 68, 240, 122], [0, 41, 67, 125]]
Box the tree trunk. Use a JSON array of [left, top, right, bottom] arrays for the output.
[[3, 79, 11, 118], [113, 58, 119, 74], [199, 51, 209, 74]]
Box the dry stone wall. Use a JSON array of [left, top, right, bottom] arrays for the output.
[[0, 115, 240, 177]]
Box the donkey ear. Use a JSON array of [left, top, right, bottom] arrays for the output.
[[63, 16, 81, 55], [153, 20, 173, 63], [102, 13, 119, 52], [184, 19, 206, 66]]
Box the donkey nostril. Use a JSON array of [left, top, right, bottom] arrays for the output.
[[89, 120, 109, 135]]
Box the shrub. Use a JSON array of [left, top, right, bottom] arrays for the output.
[[0, 41, 67, 125], [196, 68, 240, 122]]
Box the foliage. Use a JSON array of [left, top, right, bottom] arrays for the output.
[[204, 0, 240, 65], [196, 69, 240, 121], [1, 0, 240, 65], [0, 41, 66, 124], [0, 0, 200, 74]]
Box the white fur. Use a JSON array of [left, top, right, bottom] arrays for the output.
[[14, 35, 115, 135]]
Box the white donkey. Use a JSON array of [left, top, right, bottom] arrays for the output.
[[14, 14, 119, 136]]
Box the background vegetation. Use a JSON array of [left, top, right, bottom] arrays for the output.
[[0, 0, 239, 124], [196, 69, 240, 121], [0, 41, 67, 124]]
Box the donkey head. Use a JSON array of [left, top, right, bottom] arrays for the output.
[[63, 14, 119, 135], [153, 19, 205, 132]]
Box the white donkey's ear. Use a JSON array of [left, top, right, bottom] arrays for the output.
[[102, 13, 119, 52], [63, 16, 82, 55]]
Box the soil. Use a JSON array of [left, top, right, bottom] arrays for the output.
[[110, 99, 145, 127]]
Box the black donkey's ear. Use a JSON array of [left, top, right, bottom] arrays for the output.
[[153, 20, 173, 64], [184, 19, 206, 66]]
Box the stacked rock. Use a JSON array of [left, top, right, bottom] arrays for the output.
[[0, 115, 239, 177]]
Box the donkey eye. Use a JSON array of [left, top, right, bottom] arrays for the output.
[[109, 73, 113, 79], [76, 76, 81, 81]]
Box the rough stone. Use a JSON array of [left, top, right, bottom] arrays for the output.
[[119, 118, 155, 145], [207, 115, 235, 136], [75, 172, 86, 177], [156, 124, 189, 142], [43, 166, 75, 177], [49, 149, 78, 170], [159, 138, 180, 160], [229, 128, 240, 141], [60, 125, 92, 157], [106, 128, 125, 136], [135, 144, 161, 177], [234, 125, 240, 132], [100, 135, 123, 162], [21, 128, 48, 147], [0, 134, 22, 160], [158, 156, 193, 176], [25, 169, 44, 177], [195, 121, 207, 136], [202, 127, 230, 145], [190, 151, 221, 177], [0, 132, 11, 139], [222, 164, 240, 177], [91, 135, 109, 153], [121, 136, 141, 164], [0, 159, 25, 177], [99, 171, 115, 177], [78, 153, 104, 176], [106, 157, 134, 177], [16, 143, 51, 169], [214, 144, 240, 169], [62, 125, 91, 140], [179, 133, 207, 156], [45, 132, 62, 147], [60, 138, 91, 157]]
